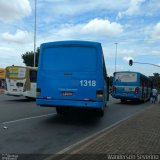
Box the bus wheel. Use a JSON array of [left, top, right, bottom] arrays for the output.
[[121, 99, 127, 103], [56, 107, 64, 115], [97, 108, 104, 117]]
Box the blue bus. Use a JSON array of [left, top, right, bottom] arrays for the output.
[[36, 41, 109, 116], [112, 71, 152, 103]]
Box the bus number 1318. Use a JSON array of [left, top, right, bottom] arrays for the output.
[[80, 80, 96, 87]]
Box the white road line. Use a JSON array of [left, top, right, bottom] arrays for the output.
[[56, 116, 131, 155], [55, 106, 151, 155], [2, 113, 56, 125]]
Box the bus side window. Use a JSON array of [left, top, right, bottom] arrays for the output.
[[103, 58, 107, 81], [30, 70, 37, 83]]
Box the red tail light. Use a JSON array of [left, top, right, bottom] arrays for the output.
[[96, 90, 103, 98], [134, 87, 139, 94]]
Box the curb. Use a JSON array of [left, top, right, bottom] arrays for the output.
[[45, 105, 155, 160]]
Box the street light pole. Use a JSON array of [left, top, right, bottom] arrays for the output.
[[114, 42, 118, 72], [34, 0, 37, 67]]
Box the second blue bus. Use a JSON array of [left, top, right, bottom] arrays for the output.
[[112, 71, 152, 103], [36, 41, 109, 116]]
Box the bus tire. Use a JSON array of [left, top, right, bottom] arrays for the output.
[[97, 108, 104, 117], [121, 99, 127, 103], [56, 107, 64, 115]]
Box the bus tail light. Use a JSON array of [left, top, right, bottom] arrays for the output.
[[134, 87, 139, 94], [112, 86, 116, 93], [96, 90, 103, 98], [36, 88, 41, 96]]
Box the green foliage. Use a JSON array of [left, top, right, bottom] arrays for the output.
[[109, 76, 113, 86], [21, 48, 39, 67], [149, 73, 160, 91]]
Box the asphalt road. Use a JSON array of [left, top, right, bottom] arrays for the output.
[[0, 94, 152, 158]]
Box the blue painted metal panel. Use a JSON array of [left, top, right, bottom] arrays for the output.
[[36, 41, 107, 108]]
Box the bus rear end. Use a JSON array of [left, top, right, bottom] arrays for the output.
[[5, 66, 26, 96], [112, 72, 140, 102], [36, 41, 107, 115]]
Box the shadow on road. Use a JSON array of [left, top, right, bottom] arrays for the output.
[[119, 100, 150, 105], [44, 108, 104, 126], [7, 98, 35, 102]]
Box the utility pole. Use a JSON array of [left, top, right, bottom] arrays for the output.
[[34, 0, 37, 67], [114, 43, 118, 72]]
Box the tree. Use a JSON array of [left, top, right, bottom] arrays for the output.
[[149, 73, 160, 91], [21, 48, 39, 67], [153, 73, 160, 77], [109, 76, 113, 86]]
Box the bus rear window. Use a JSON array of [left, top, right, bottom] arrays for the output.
[[115, 73, 137, 82], [42, 46, 97, 72]]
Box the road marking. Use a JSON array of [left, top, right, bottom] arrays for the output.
[[55, 106, 151, 155], [56, 116, 131, 155], [2, 113, 56, 125]]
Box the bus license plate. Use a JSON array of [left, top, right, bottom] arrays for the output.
[[13, 89, 17, 92], [62, 92, 73, 96]]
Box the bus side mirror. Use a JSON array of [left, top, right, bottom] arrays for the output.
[[129, 59, 133, 66]]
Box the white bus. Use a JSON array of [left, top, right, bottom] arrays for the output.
[[5, 66, 37, 98]]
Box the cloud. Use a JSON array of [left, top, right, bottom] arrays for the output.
[[1, 29, 31, 44], [41, 18, 123, 43], [151, 22, 160, 39], [121, 49, 135, 62], [123, 56, 134, 62], [0, 46, 12, 52], [41, 0, 129, 16], [0, 0, 31, 22], [117, 0, 146, 19], [83, 19, 123, 36], [151, 50, 160, 56]]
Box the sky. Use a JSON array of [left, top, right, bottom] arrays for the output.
[[0, 0, 160, 76]]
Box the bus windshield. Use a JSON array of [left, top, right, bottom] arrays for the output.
[[6, 67, 26, 79], [42, 46, 97, 72], [115, 73, 137, 83]]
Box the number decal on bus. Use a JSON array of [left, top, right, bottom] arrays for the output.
[[80, 80, 96, 87]]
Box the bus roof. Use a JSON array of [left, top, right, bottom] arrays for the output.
[[5, 66, 37, 70], [5, 66, 26, 69], [40, 40, 101, 48]]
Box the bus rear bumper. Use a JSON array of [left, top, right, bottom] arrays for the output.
[[4, 90, 23, 96], [112, 93, 141, 101], [36, 99, 105, 109], [23, 91, 36, 98]]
